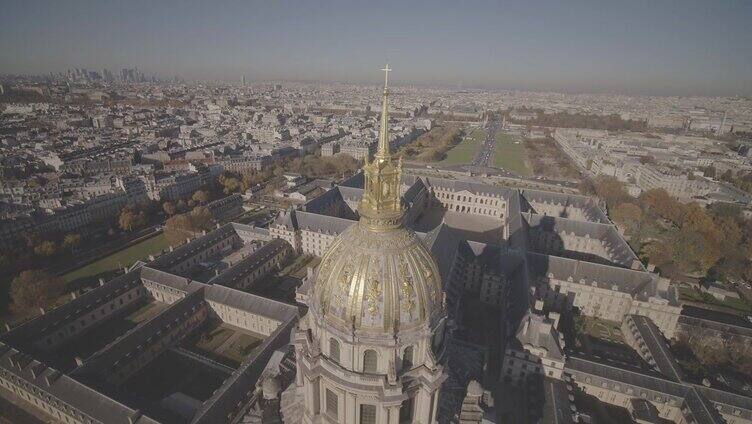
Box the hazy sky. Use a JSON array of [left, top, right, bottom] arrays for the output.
[[1, 0, 750, 96]]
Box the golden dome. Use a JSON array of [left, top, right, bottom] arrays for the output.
[[312, 220, 443, 332], [310, 65, 444, 333]]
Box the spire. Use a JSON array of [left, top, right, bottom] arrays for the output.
[[358, 65, 403, 230], [376, 64, 391, 159]]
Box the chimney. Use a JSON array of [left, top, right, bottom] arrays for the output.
[[128, 412, 143, 424], [549, 311, 561, 329], [43, 370, 61, 386], [74, 357, 84, 367], [534, 299, 544, 312], [99, 278, 105, 286]]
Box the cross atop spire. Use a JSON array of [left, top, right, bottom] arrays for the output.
[[376, 64, 392, 159], [381, 64, 391, 91]]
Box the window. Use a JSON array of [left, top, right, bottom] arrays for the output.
[[360, 404, 376, 424], [329, 338, 340, 364], [326, 389, 338, 417], [402, 346, 414, 370], [363, 350, 378, 373]]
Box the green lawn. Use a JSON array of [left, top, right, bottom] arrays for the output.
[[438, 127, 485, 165], [679, 286, 752, 314], [493, 132, 532, 176], [62, 233, 171, 285]]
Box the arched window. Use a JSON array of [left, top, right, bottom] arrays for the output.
[[363, 349, 378, 373], [329, 338, 340, 364], [402, 346, 413, 370]]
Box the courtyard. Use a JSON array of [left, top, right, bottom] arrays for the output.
[[50, 299, 169, 371], [182, 318, 264, 368]]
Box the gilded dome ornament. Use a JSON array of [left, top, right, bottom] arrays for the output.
[[366, 278, 381, 316]]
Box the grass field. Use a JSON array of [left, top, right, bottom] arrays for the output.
[[438, 127, 485, 165], [493, 132, 532, 176], [679, 286, 752, 314], [62, 233, 171, 285]]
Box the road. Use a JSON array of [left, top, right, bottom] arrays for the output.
[[472, 120, 498, 167]]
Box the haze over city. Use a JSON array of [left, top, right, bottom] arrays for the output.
[[2, 0, 751, 96], [3, 2, 752, 424]]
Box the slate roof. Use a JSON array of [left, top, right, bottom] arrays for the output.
[[520, 189, 609, 223], [626, 315, 684, 382], [1, 269, 144, 346], [565, 356, 730, 424], [526, 252, 655, 296], [0, 342, 160, 424], [139, 266, 195, 293], [295, 210, 355, 235], [204, 284, 298, 323], [523, 212, 641, 269], [514, 312, 564, 361], [208, 238, 292, 289], [73, 289, 207, 377]]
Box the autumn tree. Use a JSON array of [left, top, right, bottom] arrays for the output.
[[62, 233, 82, 250], [640, 189, 682, 225], [641, 240, 674, 268], [164, 214, 193, 246], [163, 206, 216, 246], [163, 201, 176, 216], [612, 203, 642, 227], [192, 190, 210, 204], [593, 176, 629, 209], [118, 208, 147, 232], [33, 240, 57, 257], [10, 269, 65, 314]]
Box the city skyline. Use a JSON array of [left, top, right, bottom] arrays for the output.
[[1, 0, 751, 96]]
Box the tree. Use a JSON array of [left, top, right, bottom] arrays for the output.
[[10, 270, 65, 314], [612, 203, 642, 227], [118, 210, 137, 231], [681, 203, 714, 233], [222, 177, 242, 194], [164, 214, 193, 246], [33, 240, 57, 257], [642, 240, 674, 268], [163, 206, 216, 246], [118, 208, 146, 232], [593, 176, 630, 209], [190, 206, 215, 231], [640, 189, 682, 225], [714, 217, 742, 254], [163, 201, 176, 216], [192, 190, 210, 204], [62, 233, 82, 250]]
